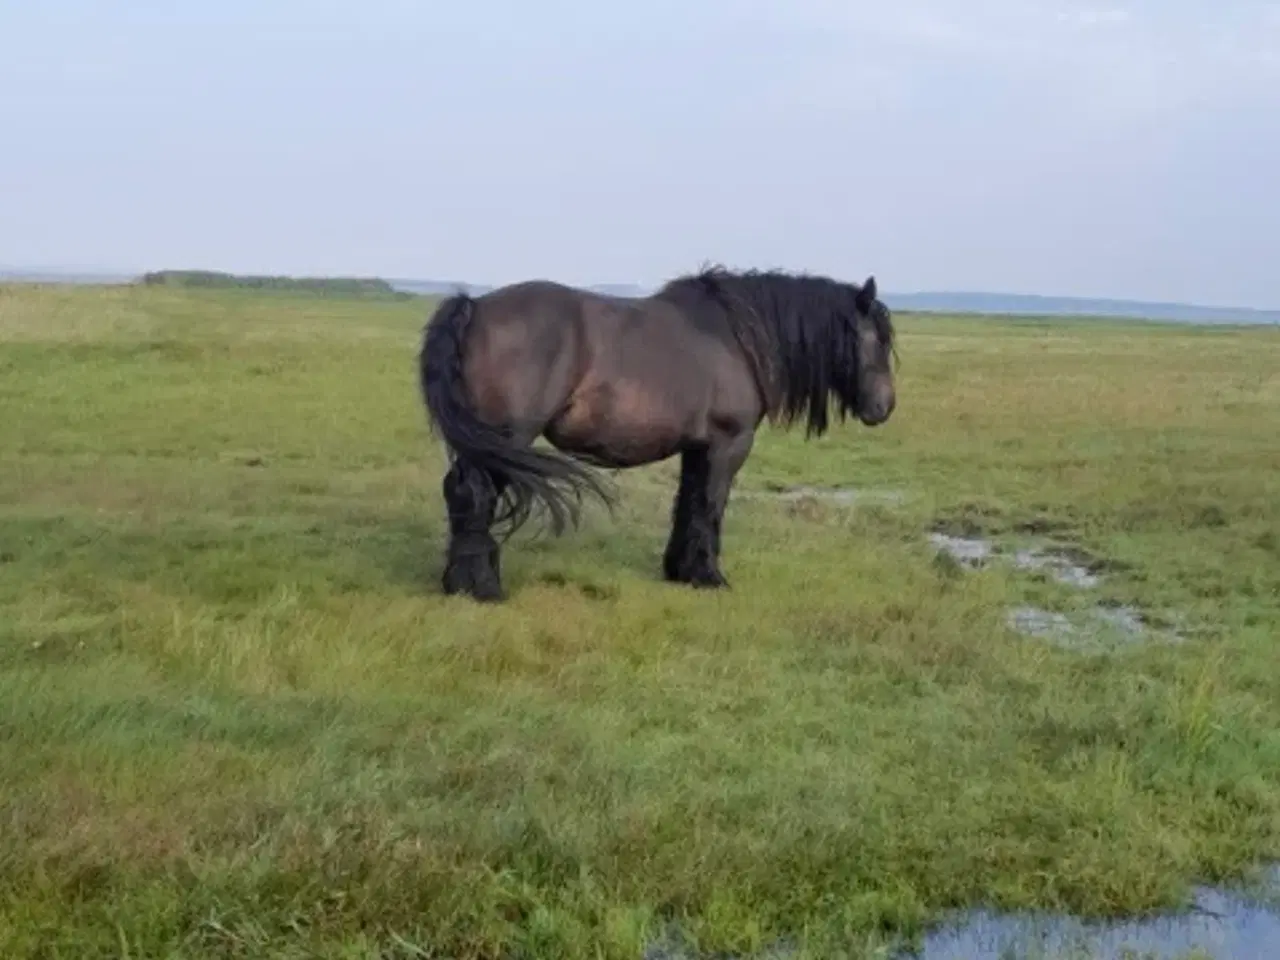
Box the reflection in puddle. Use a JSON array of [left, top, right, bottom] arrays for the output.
[[903, 868, 1280, 959], [1012, 547, 1102, 588], [928, 532, 993, 567]]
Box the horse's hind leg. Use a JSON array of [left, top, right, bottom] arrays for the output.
[[441, 458, 507, 602], [663, 447, 719, 587], [663, 430, 754, 589]]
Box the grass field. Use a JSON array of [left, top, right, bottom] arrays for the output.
[[1, 283, 1279, 959]]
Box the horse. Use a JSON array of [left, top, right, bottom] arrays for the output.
[[416, 265, 898, 602]]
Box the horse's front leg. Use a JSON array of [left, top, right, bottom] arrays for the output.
[[663, 430, 754, 589]]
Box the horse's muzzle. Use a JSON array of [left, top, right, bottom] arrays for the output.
[[858, 394, 896, 426]]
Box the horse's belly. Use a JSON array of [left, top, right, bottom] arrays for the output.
[[543, 380, 690, 467], [544, 418, 684, 467]]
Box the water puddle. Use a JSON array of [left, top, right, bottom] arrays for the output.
[[1006, 605, 1075, 640], [929, 532, 1101, 587], [1004, 603, 1183, 652], [642, 868, 1280, 958], [928, 531, 1184, 648], [1093, 603, 1149, 636], [743, 485, 907, 506], [928, 532, 994, 567], [1012, 546, 1102, 588], [901, 866, 1280, 959]]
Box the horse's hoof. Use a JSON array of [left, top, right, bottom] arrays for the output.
[[442, 564, 505, 602], [685, 566, 729, 589], [691, 574, 728, 589], [443, 582, 506, 603]]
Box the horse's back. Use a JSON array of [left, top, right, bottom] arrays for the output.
[[475, 278, 599, 317], [470, 278, 698, 359]]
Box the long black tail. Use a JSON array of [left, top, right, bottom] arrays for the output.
[[418, 292, 615, 538]]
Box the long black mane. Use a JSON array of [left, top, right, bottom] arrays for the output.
[[654, 265, 895, 436]]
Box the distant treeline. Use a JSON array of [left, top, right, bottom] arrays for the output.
[[137, 270, 412, 299]]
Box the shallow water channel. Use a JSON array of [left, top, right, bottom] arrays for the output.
[[900, 867, 1280, 959]]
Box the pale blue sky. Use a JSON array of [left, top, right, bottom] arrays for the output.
[[2, 1, 1277, 306]]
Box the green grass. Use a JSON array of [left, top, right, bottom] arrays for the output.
[[1, 283, 1278, 959]]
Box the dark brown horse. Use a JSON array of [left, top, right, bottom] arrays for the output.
[[417, 265, 897, 601]]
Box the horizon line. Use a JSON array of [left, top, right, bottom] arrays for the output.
[[1, 265, 1278, 318]]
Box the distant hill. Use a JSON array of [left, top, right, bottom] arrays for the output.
[[138, 270, 409, 299], [2, 267, 1276, 324]]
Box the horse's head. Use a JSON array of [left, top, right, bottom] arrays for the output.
[[851, 276, 896, 426]]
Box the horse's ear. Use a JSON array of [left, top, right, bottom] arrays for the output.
[[856, 275, 877, 311]]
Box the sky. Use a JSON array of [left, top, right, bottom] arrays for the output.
[[1, 0, 1278, 307]]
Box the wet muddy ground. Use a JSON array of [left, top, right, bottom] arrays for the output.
[[927, 531, 1102, 588], [690, 488, 1259, 958], [738, 484, 907, 507], [745, 487, 1190, 651], [926, 530, 1185, 650]]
